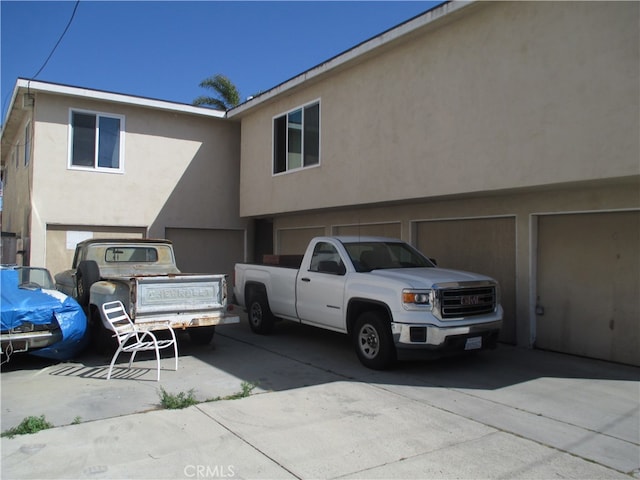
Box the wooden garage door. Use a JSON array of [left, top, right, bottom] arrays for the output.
[[278, 227, 325, 254], [415, 217, 516, 344], [165, 228, 244, 277], [334, 223, 401, 238], [536, 211, 639, 366], [46, 225, 144, 277]]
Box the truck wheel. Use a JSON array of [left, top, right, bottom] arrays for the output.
[[353, 311, 396, 370], [88, 306, 117, 355], [188, 326, 216, 345], [248, 293, 274, 334], [76, 260, 100, 306]]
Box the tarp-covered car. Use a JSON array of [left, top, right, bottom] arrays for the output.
[[1, 266, 88, 361]]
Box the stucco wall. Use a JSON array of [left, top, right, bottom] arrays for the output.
[[1, 108, 34, 261], [264, 179, 639, 352], [238, 1, 639, 217], [27, 93, 244, 267]]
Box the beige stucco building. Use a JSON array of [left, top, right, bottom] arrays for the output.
[[0, 80, 247, 278], [2, 1, 638, 365], [228, 1, 639, 365]]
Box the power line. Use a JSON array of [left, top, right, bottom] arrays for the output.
[[31, 0, 81, 81]]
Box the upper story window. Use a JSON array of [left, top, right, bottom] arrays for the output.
[[69, 110, 124, 172], [273, 100, 320, 174]]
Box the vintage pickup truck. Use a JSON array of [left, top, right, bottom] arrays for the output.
[[55, 238, 238, 348], [234, 236, 503, 369]]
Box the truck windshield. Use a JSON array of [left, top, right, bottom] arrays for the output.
[[343, 241, 435, 272]]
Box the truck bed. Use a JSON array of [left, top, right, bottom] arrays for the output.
[[234, 263, 299, 320]]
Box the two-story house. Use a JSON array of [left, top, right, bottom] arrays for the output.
[[2, 1, 638, 366], [0, 80, 247, 277], [227, 1, 639, 365]]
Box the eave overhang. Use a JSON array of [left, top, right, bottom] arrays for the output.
[[227, 1, 473, 119]]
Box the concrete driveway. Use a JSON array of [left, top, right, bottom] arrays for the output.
[[2, 314, 639, 479]]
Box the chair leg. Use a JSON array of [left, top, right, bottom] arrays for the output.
[[172, 340, 178, 371], [128, 350, 137, 368], [155, 345, 161, 382], [107, 348, 123, 380]]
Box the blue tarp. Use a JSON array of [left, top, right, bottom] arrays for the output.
[[1, 269, 88, 360]]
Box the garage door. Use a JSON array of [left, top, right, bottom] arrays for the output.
[[46, 226, 145, 277], [536, 211, 639, 366], [165, 228, 244, 278], [334, 223, 401, 238], [415, 217, 517, 344], [278, 227, 325, 254]]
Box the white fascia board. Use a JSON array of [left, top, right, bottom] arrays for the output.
[[14, 79, 226, 118], [228, 1, 473, 118]]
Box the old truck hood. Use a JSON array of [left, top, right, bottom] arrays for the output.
[[368, 267, 494, 287]]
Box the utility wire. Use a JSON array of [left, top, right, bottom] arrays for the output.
[[30, 0, 81, 81]]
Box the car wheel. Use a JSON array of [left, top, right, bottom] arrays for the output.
[[248, 293, 274, 334], [353, 311, 396, 370]]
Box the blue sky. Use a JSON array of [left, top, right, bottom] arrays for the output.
[[1, 1, 441, 123]]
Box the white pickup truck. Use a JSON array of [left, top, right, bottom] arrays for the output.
[[234, 236, 503, 369], [55, 238, 239, 349]]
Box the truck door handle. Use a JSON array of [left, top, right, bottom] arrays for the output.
[[300, 277, 311, 282]]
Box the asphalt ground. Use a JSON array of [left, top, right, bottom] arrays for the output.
[[1, 313, 639, 479]]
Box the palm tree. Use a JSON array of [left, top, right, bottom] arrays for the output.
[[193, 74, 240, 111]]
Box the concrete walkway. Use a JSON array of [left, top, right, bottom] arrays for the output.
[[2, 318, 639, 479]]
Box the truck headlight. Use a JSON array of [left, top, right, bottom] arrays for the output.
[[402, 289, 434, 310]]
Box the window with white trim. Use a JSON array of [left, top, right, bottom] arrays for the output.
[[273, 101, 320, 174], [69, 110, 124, 171]]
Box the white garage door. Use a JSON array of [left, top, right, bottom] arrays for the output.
[[277, 227, 325, 254], [536, 211, 639, 366], [334, 222, 401, 238], [46, 225, 145, 277], [165, 228, 244, 278], [415, 217, 517, 344]]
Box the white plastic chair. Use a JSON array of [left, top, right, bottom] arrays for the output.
[[101, 301, 178, 381]]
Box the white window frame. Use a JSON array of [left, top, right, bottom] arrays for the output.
[[272, 99, 321, 176], [68, 108, 125, 173]]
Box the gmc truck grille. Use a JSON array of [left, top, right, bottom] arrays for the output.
[[437, 285, 496, 319]]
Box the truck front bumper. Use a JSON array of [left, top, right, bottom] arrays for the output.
[[390, 319, 502, 354]]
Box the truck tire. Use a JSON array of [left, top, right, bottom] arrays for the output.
[[188, 326, 216, 345], [248, 293, 275, 334], [353, 311, 396, 370], [76, 260, 100, 306], [88, 305, 117, 355]]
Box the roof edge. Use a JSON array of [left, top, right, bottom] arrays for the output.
[[227, 1, 473, 118], [13, 78, 226, 119]]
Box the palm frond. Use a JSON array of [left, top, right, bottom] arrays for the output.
[[194, 74, 240, 110], [192, 96, 227, 110]]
